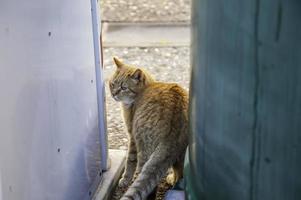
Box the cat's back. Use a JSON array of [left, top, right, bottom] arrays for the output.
[[132, 82, 188, 139]]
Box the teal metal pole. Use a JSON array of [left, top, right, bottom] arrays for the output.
[[185, 0, 301, 199]]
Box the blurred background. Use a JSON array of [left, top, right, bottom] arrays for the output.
[[99, 0, 191, 199]]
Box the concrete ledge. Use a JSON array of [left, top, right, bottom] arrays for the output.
[[102, 22, 190, 47], [93, 149, 126, 200]]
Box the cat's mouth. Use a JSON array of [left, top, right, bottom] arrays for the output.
[[113, 95, 135, 106]]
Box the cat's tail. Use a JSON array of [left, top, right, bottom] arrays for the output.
[[120, 145, 176, 200]]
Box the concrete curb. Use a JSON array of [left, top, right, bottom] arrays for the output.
[[102, 22, 190, 47], [93, 149, 126, 200]]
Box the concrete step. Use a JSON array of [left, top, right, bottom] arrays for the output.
[[102, 22, 190, 47], [93, 149, 126, 200]]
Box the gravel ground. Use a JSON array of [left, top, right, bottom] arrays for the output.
[[99, 0, 191, 23], [103, 47, 190, 150]]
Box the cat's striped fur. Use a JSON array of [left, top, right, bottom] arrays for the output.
[[109, 57, 188, 200]]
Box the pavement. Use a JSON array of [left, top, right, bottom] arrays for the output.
[[93, 150, 126, 200]]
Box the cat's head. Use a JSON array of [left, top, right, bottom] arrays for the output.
[[108, 57, 154, 105]]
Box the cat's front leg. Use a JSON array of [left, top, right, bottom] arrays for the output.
[[133, 151, 148, 180], [119, 138, 137, 187]]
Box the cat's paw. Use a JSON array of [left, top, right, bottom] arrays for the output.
[[166, 173, 176, 185], [118, 177, 131, 188], [120, 197, 131, 200], [120, 197, 140, 200]]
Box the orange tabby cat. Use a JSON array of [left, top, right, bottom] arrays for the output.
[[109, 57, 188, 200]]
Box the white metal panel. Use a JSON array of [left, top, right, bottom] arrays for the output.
[[91, 0, 108, 171], [0, 0, 106, 199]]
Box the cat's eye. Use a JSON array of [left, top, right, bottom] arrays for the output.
[[120, 83, 127, 90]]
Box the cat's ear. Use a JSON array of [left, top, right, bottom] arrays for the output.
[[113, 57, 124, 69], [131, 69, 143, 83]]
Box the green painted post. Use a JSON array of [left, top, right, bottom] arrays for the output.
[[185, 0, 301, 199]]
